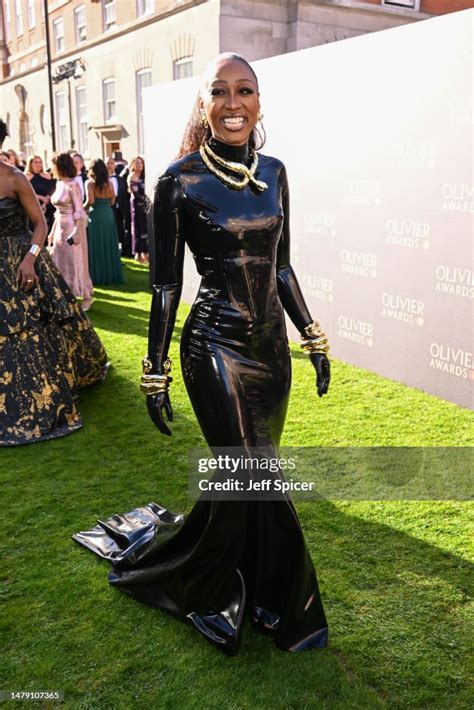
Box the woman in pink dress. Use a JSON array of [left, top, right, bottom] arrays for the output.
[[48, 153, 93, 311]]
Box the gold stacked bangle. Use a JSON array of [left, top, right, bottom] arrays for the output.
[[140, 356, 173, 395], [300, 321, 330, 355]]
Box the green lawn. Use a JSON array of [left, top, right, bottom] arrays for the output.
[[1, 260, 472, 709]]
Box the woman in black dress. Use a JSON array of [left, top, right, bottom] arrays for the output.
[[74, 53, 331, 655], [26, 155, 55, 232], [128, 156, 149, 264]]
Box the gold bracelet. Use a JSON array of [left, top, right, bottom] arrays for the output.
[[301, 340, 330, 355], [141, 355, 172, 395], [142, 355, 172, 374], [300, 321, 330, 355], [140, 382, 170, 395], [141, 374, 170, 383]]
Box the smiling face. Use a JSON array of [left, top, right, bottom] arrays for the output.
[[199, 58, 260, 146]]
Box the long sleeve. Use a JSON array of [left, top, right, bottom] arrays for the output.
[[276, 164, 313, 334], [147, 172, 186, 374], [69, 180, 86, 220], [70, 181, 86, 221]]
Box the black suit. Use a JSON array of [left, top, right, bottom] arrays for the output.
[[114, 165, 131, 256], [114, 165, 132, 256]]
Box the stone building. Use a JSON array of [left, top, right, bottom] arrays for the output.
[[0, 0, 470, 163]]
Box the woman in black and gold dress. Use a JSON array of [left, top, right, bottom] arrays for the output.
[[74, 54, 331, 655], [0, 120, 109, 446]]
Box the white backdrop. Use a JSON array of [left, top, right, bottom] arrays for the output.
[[143, 9, 473, 409]]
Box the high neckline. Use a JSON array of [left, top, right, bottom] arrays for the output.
[[207, 136, 250, 165]]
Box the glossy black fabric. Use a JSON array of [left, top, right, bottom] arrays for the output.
[[74, 139, 328, 654]]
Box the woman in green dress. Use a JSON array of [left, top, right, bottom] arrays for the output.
[[85, 159, 124, 285]]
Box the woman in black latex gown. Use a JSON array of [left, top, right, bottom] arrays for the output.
[[73, 53, 331, 655]]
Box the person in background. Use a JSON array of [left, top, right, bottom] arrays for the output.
[[25, 155, 55, 231], [107, 156, 126, 250], [48, 153, 94, 311], [113, 151, 132, 257], [85, 158, 123, 285], [73, 153, 88, 201], [0, 119, 109, 446], [107, 156, 118, 195], [112, 150, 128, 173], [6, 149, 25, 171], [128, 156, 149, 264]]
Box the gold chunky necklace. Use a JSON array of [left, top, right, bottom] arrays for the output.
[[199, 141, 268, 192]]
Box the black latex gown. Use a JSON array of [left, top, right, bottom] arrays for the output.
[[73, 138, 328, 655]]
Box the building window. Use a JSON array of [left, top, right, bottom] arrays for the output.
[[102, 0, 117, 33], [74, 5, 87, 44], [76, 86, 88, 154], [31, 56, 38, 68], [27, 0, 35, 28], [53, 18, 64, 53], [382, 0, 419, 8], [14, 0, 23, 35], [4, 1, 11, 40], [136, 68, 152, 152], [103, 78, 116, 122], [173, 56, 193, 80], [55, 92, 67, 151], [137, 0, 154, 17]]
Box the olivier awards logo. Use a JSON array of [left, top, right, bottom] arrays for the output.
[[441, 184, 474, 213], [389, 141, 437, 170], [343, 180, 382, 207], [381, 293, 425, 326], [340, 250, 377, 279], [385, 218, 431, 250], [448, 95, 471, 127], [337, 315, 374, 347], [303, 212, 337, 238], [302, 274, 334, 302], [429, 343, 474, 380], [435, 266, 474, 299]]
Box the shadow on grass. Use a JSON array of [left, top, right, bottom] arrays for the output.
[[89, 300, 185, 342]]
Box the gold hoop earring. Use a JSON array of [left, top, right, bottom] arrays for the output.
[[200, 111, 208, 128]]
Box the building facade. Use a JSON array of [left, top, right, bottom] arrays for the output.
[[0, 0, 471, 163]]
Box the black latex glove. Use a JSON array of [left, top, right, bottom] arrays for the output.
[[309, 353, 331, 397], [146, 392, 173, 436]]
